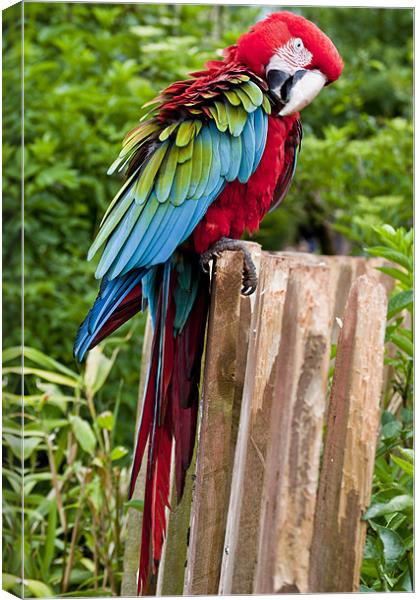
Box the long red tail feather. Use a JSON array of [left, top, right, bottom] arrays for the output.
[[132, 262, 210, 594], [91, 284, 143, 347]]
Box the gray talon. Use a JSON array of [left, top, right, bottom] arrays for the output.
[[200, 237, 258, 296]]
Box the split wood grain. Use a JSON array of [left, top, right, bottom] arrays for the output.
[[157, 443, 197, 595], [183, 244, 261, 595], [308, 275, 387, 592], [254, 262, 333, 594], [219, 253, 290, 594]]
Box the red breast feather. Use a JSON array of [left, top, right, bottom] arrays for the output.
[[193, 114, 298, 253]]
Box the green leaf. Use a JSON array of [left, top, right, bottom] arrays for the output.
[[25, 579, 55, 598], [364, 494, 413, 520], [389, 332, 413, 357], [3, 367, 79, 388], [390, 454, 413, 476], [80, 557, 95, 572], [3, 434, 43, 460], [381, 420, 402, 439], [84, 346, 117, 397], [70, 416, 96, 455], [42, 498, 57, 575], [376, 266, 411, 288], [387, 290, 413, 319], [13, 346, 79, 378], [97, 410, 114, 431], [124, 499, 144, 512], [397, 447, 413, 462], [363, 534, 382, 561], [110, 446, 128, 461], [2, 573, 20, 591], [130, 25, 164, 37], [366, 247, 411, 271], [370, 523, 405, 570]]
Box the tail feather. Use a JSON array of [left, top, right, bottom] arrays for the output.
[[170, 278, 209, 498], [74, 269, 144, 361], [139, 416, 172, 595], [91, 284, 143, 347], [131, 256, 210, 594], [75, 253, 210, 595]]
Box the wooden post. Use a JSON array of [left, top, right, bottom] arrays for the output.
[[157, 445, 196, 595], [322, 256, 367, 343], [219, 253, 291, 594], [121, 316, 153, 596], [308, 275, 387, 592], [254, 263, 333, 594], [183, 244, 261, 595]]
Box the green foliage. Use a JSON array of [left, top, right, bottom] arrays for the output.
[[2, 3, 413, 596], [361, 226, 413, 592], [252, 118, 413, 253], [2, 340, 135, 597]]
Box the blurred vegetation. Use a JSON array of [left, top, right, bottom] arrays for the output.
[[2, 2, 413, 596], [3, 337, 136, 597], [361, 225, 413, 591]]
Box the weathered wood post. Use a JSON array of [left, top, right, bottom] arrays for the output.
[[122, 251, 390, 596], [308, 275, 387, 592], [183, 244, 261, 595], [253, 262, 333, 594], [219, 253, 291, 594]]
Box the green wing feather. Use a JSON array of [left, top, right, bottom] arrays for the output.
[[134, 140, 169, 205], [224, 89, 241, 106], [176, 120, 196, 147], [241, 81, 264, 106], [155, 144, 179, 203], [88, 74, 272, 272], [178, 139, 194, 163], [171, 158, 192, 206], [193, 126, 213, 198], [159, 122, 179, 142], [214, 101, 229, 131], [188, 134, 203, 198], [225, 103, 248, 136]]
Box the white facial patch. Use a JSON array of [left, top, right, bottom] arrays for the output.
[[267, 37, 313, 75]]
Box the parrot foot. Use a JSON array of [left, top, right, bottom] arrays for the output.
[[200, 237, 258, 296]]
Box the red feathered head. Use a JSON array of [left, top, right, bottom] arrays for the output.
[[235, 11, 344, 116], [237, 11, 343, 81]]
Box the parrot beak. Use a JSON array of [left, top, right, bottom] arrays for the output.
[[267, 68, 327, 116]]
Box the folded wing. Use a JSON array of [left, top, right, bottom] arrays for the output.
[[87, 76, 272, 282]]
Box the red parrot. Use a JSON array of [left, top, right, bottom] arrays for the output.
[[74, 11, 343, 594]]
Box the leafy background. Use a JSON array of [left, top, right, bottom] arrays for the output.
[[2, 2, 413, 596]]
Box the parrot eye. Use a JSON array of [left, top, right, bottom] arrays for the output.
[[294, 38, 303, 50]]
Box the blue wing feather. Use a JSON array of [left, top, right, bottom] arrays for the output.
[[238, 111, 255, 183], [225, 134, 242, 182], [253, 108, 268, 172], [74, 269, 144, 360], [76, 103, 270, 361]]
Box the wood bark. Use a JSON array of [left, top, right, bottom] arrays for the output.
[[183, 244, 261, 595], [122, 252, 391, 596], [254, 263, 333, 594], [308, 275, 387, 592], [219, 254, 291, 594]]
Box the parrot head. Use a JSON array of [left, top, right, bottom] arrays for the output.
[[236, 11, 344, 116]]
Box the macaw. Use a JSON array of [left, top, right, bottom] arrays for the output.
[[74, 11, 343, 594]]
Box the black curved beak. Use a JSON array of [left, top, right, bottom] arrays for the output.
[[267, 69, 307, 105], [267, 68, 327, 116]]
